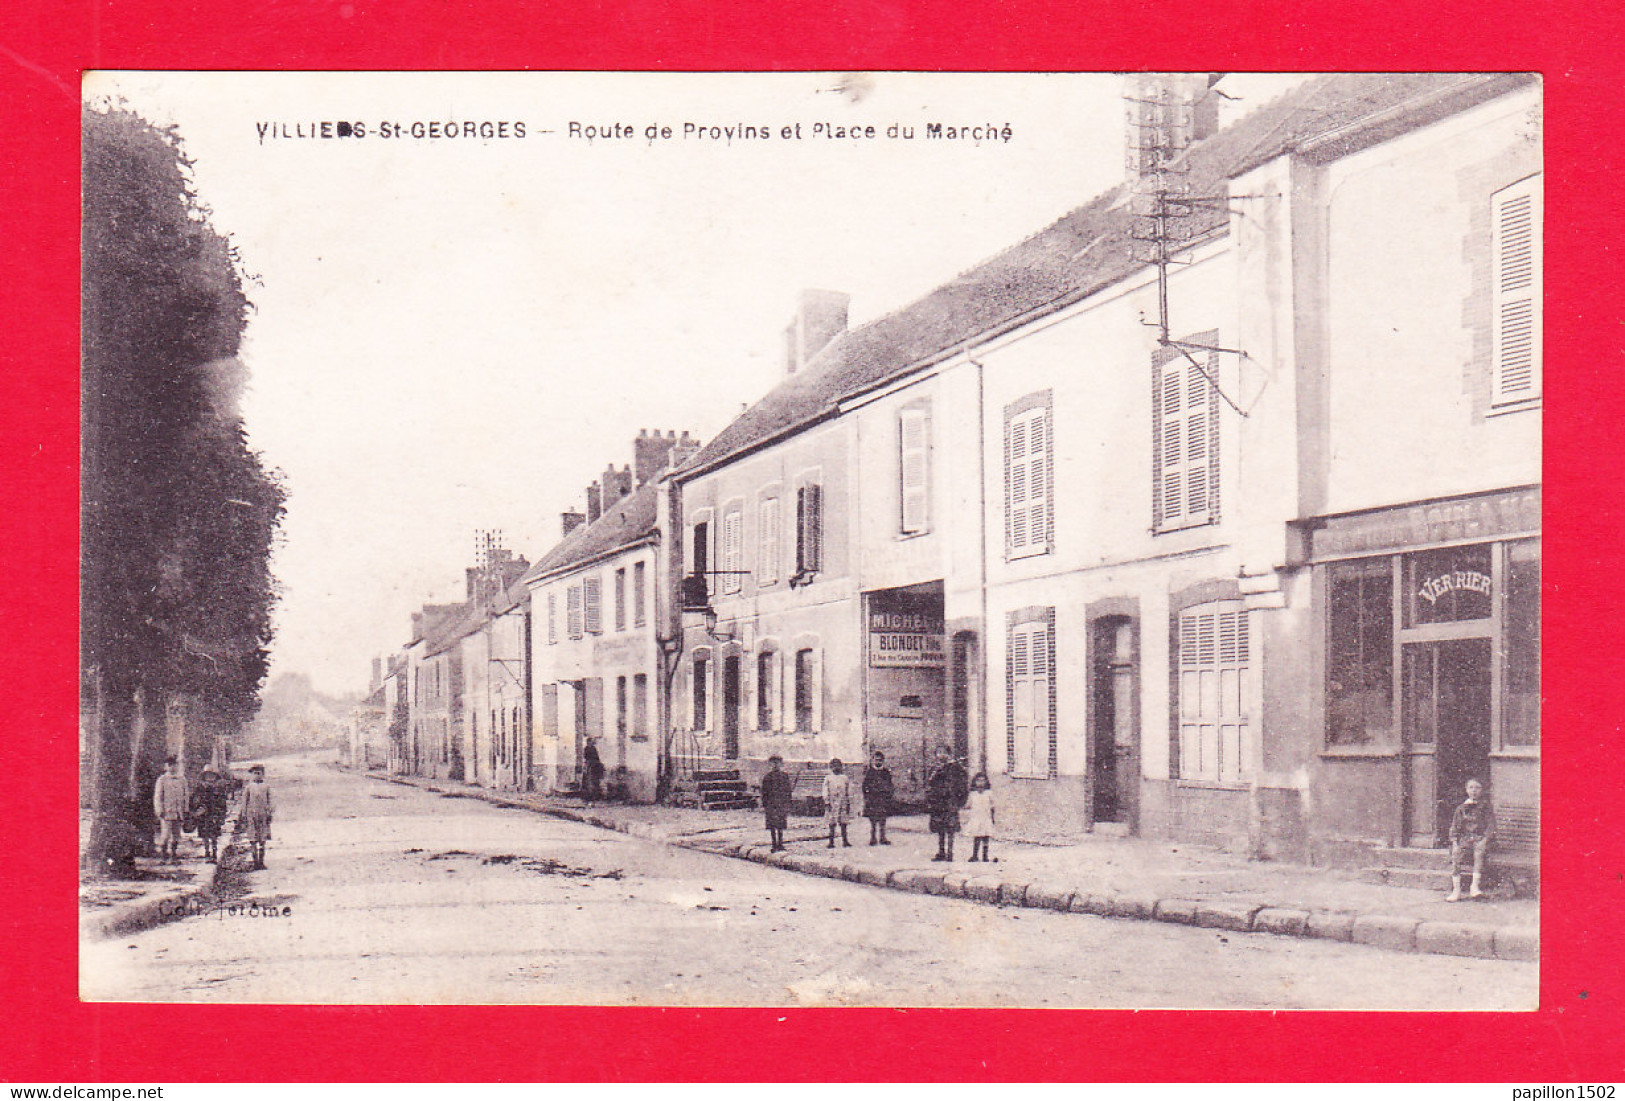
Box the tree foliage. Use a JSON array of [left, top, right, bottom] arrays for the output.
[[82, 105, 285, 873]]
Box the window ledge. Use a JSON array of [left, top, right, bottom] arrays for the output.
[[1487, 397, 1541, 418], [1320, 747, 1402, 760], [1491, 748, 1540, 759], [1005, 546, 1052, 563], [1175, 779, 1249, 791]]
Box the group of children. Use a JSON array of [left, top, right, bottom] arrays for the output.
[[150, 757, 276, 870], [760, 749, 1000, 862], [763, 753, 1500, 902]]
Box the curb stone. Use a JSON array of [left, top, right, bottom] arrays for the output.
[[1494, 925, 1539, 962], [364, 772, 1537, 962], [1194, 902, 1263, 933], [1352, 913, 1420, 953], [1253, 908, 1311, 937], [1307, 910, 1356, 942], [1416, 921, 1498, 959], [1154, 898, 1200, 925]]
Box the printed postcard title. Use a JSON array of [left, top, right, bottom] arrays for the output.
[[255, 118, 1015, 145]]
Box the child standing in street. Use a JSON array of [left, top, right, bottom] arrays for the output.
[[760, 755, 793, 853], [243, 764, 275, 870], [964, 772, 996, 863], [862, 750, 894, 845], [823, 758, 853, 848], [152, 756, 188, 862], [1446, 777, 1496, 901]]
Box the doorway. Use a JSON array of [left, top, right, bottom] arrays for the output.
[[721, 655, 741, 760], [1090, 616, 1139, 828], [1402, 637, 1492, 847]]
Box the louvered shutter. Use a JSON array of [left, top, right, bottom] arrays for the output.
[[1177, 601, 1250, 781], [566, 585, 583, 639], [796, 483, 823, 575], [722, 509, 743, 593], [899, 406, 930, 534], [759, 498, 780, 585], [1154, 344, 1219, 531], [583, 576, 602, 634], [1492, 175, 1542, 405]]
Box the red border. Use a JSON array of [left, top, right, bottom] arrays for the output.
[[5, 0, 1624, 1082]]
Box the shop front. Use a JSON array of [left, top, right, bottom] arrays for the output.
[[1307, 486, 1540, 854], [863, 583, 949, 804]]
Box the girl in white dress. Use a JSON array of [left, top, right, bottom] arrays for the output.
[[822, 758, 853, 848], [964, 772, 996, 862]]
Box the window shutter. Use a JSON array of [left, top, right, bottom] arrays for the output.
[[899, 406, 930, 534], [567, 585, 583, 639], [583, 576, 602, 634], [759, 498, 779, 585], [797, 483, 823, 575], [1004, 399, 1053, 558], [722, 509, 743, 593], [1492, 175, 1542, 405], [1153, 341, 1219, 532], [1003, 411, 1015, 553]]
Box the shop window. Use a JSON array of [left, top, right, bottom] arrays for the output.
[[1152, 337, 1220, 533], [1503, 539, 1540, 747], [1177, 601, 1251, 782], [1405, 545, 1492, 627], [1004, 392, 1052, 558], [1327, 558, 1395, 746], [1491, 174, 1542, 407], [794, 649, 816, 732]]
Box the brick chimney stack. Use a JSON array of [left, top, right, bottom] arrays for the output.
[[601, 463, 633, 508], [673, 430, 701, 468], [561, 510, 586, 538], [1125, 72, 1221, 181], [586, 483, 603, 523], [634, 428, 703, 485], [783, 289, 849, 376]]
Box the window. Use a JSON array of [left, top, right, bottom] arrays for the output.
[[1491, 174, 1542, 407], [758, 497, 780, 585], [692, 655, 710, 731], [614, 568, 627, 631], [757, 650, 779, 731], [1327, 558, 1395, 747], [1006, 610, 1055, 778], [794, 649, 816, 732], [633, 561, 647, 627], [616, 675, 628, 743], [633, 673, 648, 740], [583, 575, 603, 634], [794, 482, 823, 578], [1153, 338, 1219, 533], [1405, 545, 1492, 627], [721, 507, 743, 594], [898, 402, 931, 535], [692, 520, 711, 592], [1004, 392, 1053, 558], [566, 585, 583, 639], [547, 593, 557, 644], [1177, 601, 1251, 782], [1503, 539, 1540, 747]]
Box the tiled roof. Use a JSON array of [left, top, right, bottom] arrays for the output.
[[675, 72, 1535, 477], [521, 482, 660, 586]]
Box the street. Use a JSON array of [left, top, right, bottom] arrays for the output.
[[82, 756, 1535, 1007]]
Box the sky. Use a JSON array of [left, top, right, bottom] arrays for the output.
[[84, 71, 1307, 697]]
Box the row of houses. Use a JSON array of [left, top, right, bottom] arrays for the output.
[[356, 73, 1542, 866]]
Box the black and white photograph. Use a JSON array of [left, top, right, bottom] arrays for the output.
[[78, 70, 1542, 1009]]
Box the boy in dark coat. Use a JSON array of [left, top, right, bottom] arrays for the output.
[[761, 755, 794, 852], [862, 750, 895, 845], [188, 769, 231, 863], [926, 747, 969, 861], [1446, 777, 1497, 901]]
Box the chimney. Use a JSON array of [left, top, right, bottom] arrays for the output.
[[411, 611, 423, 640], [783, 289, 849, 376], [672, 430, 701, 468], [466, 567, 480, 603], [561, 510, 586, 537], [371, 656, 382, 691], [1125, 73, 1221, 181], [601, 463, 632, 508], [586, 484, 602, 523]]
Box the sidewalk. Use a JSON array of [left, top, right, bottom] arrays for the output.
[[374, 770, 1538, 963], [79, 801, 245, 941]]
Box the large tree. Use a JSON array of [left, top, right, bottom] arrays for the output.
[[82, 106, 284, 875]]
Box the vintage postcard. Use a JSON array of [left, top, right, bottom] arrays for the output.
[[78, 70, 1541, 1010]]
